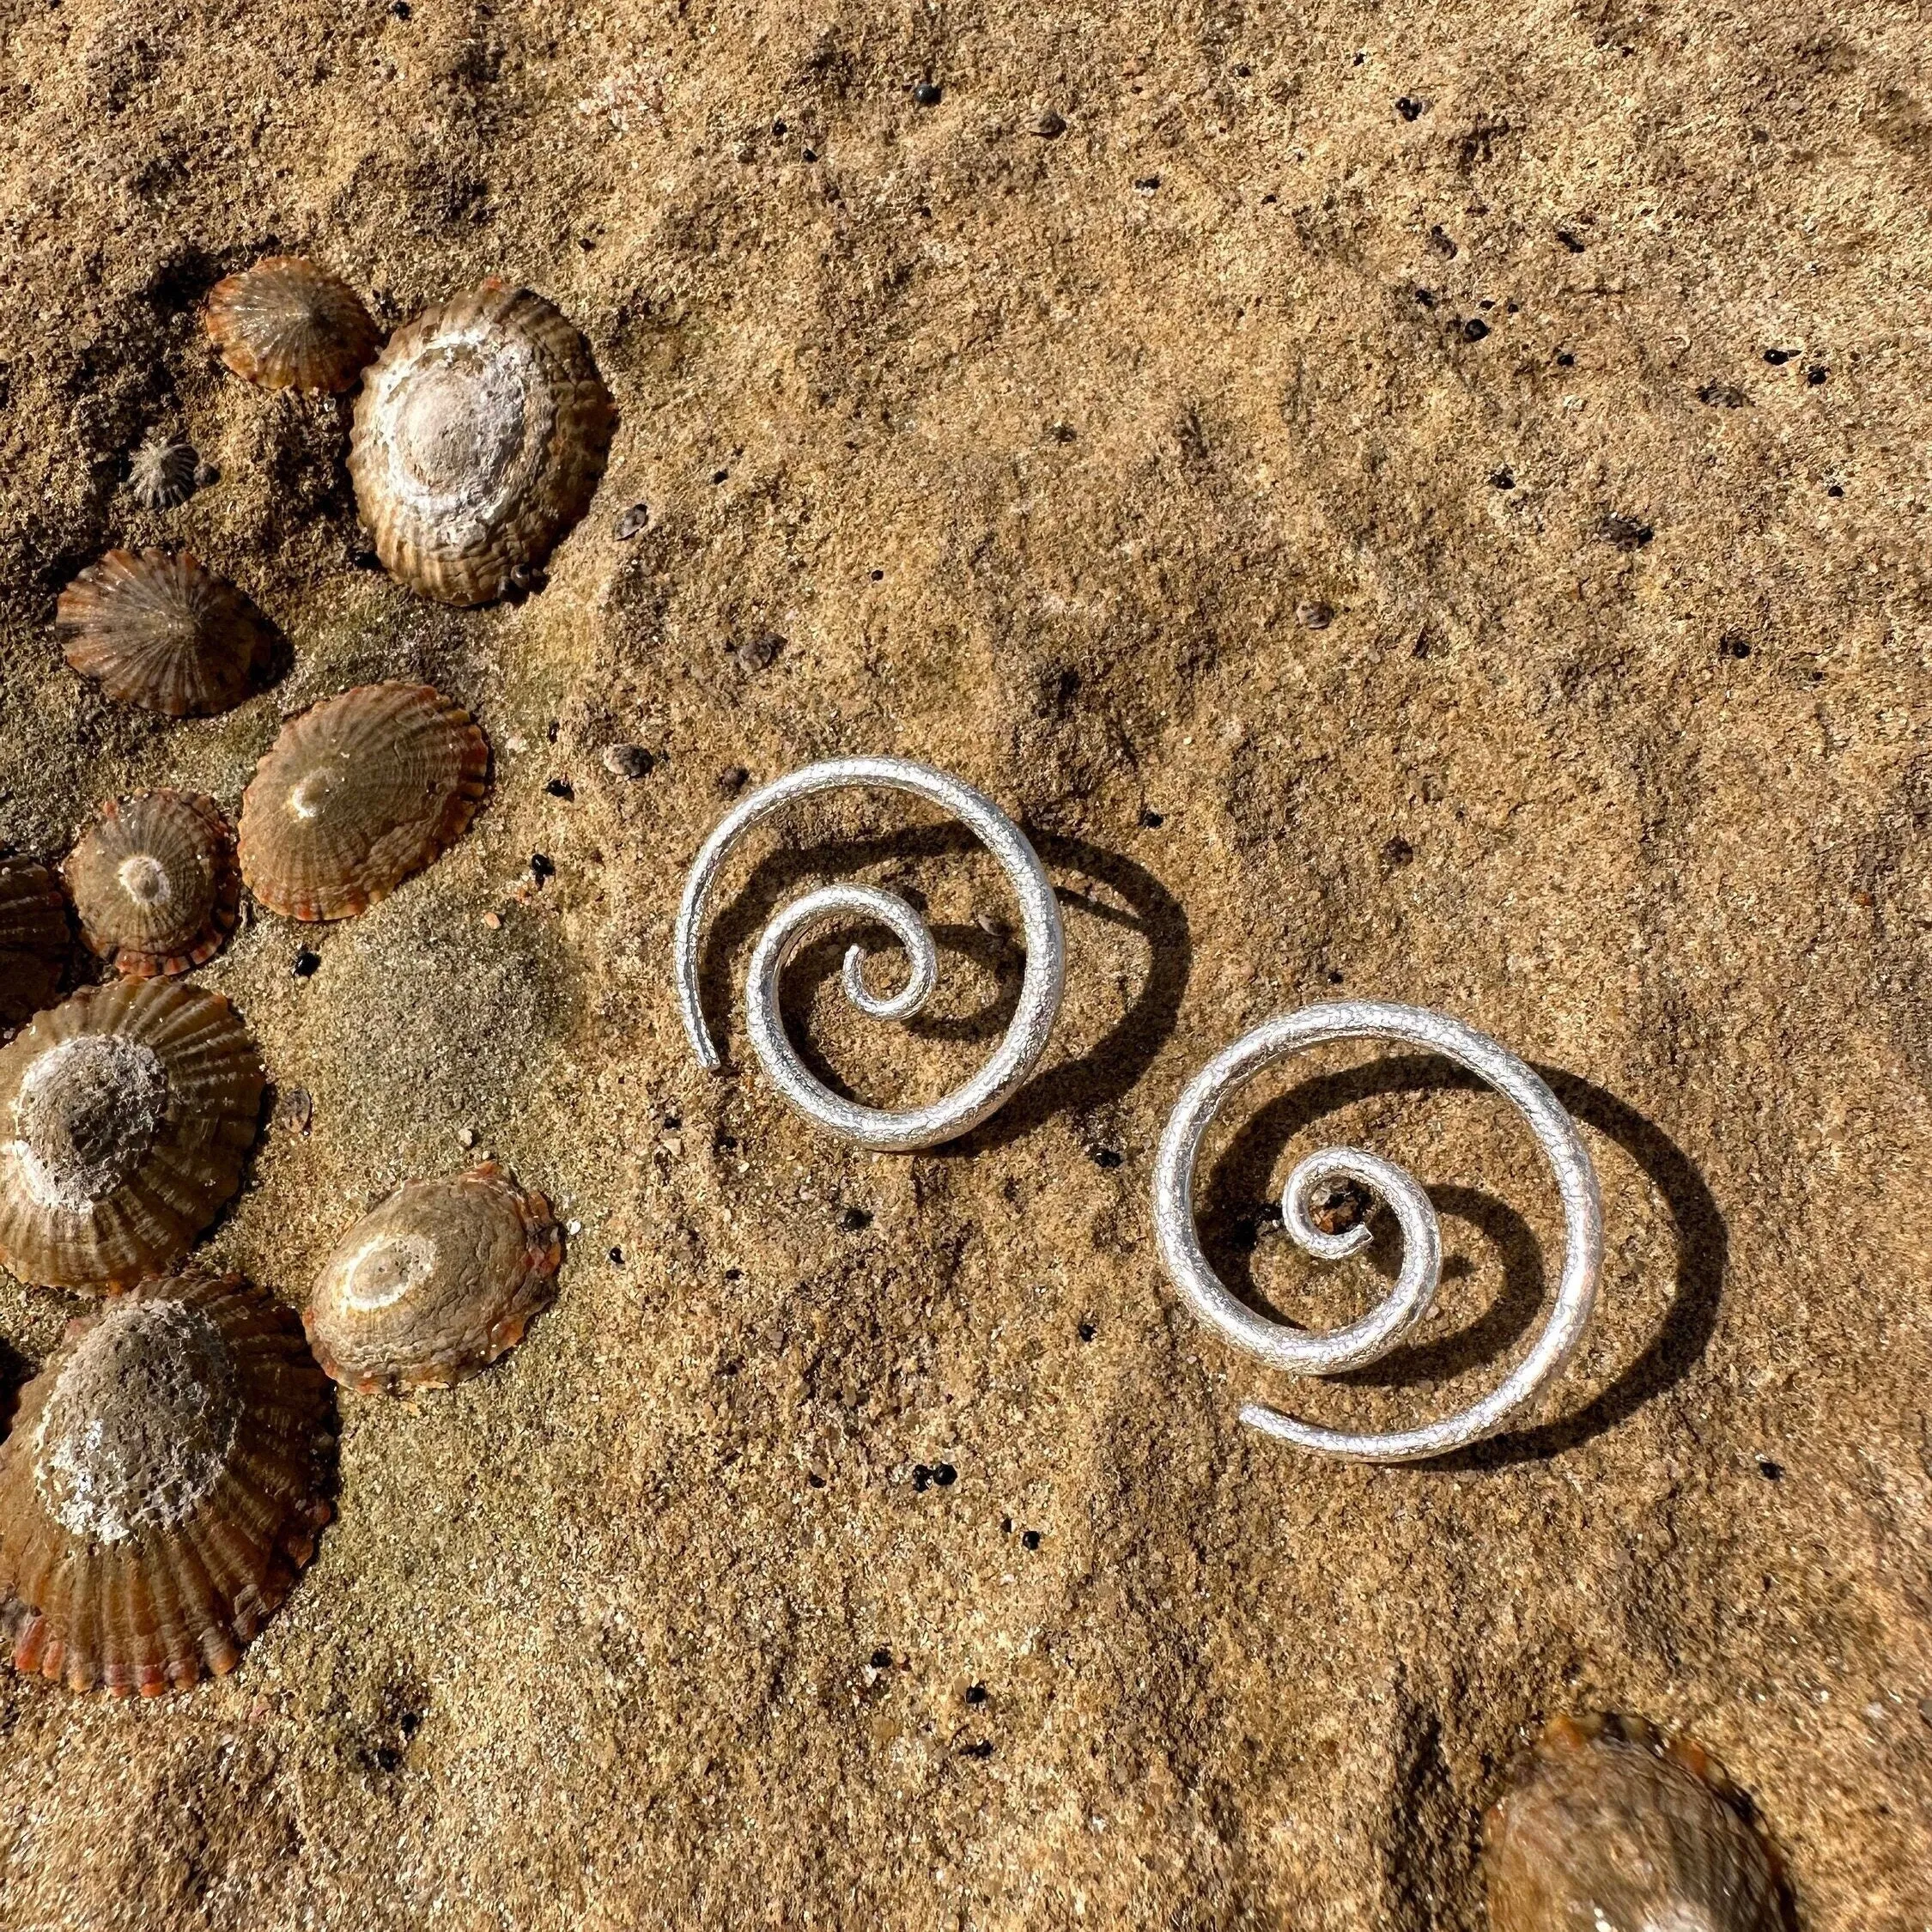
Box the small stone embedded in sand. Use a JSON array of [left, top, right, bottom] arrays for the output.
[[349, 281, 615, 605], [238, 683, 489, 920], [204, 255, 380, 392], [0, 979, 264, 1291], [1296, 601, 1334, 629], [1486, 1714, 1782, 1932], [64, 790, 239, 978], [304, 1163, 562, 1394], [0, 1268, 332, 1696], [55, 550, 275, 718], [614, 502, 649, 538], [602, 743, 653, 780]]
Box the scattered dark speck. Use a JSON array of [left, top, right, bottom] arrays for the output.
[[1806, 365, 1828, 385], [530, 853, 556, 882], [965, 1684, 987, 1705], [1490, 466, 1516, 489], [1326, 969, 1345, 985], [1555, 349, 1575, 367], [869, 568, 884, 581], [807, 1472, 824, 1488], [614, 502, 649, 539], [1091, 1147, 1123, 1170], [1020, 1529, 1042, 1551], [607, 1246, 624, 1265], [1382, 835, 1415, 868], [351, 549, 383, 572], [911, 1465, 931, 1493], [1000, 1516, 1012, 1534], [717, 764, 750, 797], [961, 1741, 993, 1759], [292, 948, 321, 979], [1826, 483, 1844, 498], [933, 1463, 957, 1487], [1395, 96, 1426, 121], [802, 148, 817, 161], [1555, 229, 1584, 252], [1138, 806, 1163, 828], [711, 469, 729, 484], [772, 119, 787, 137], [544, 776, 574, 799], [722, 1263, 740, 1279], [1757, 1456, 1784, 1481], [1050, 421, 1077, 442], [1233, 64, 1250, 76], [664, 1115, 681, 1130], [1596, 513, 1654, 551], [1133, 174, 1161, 191], [913, 81, 942, 106], [1698, 383, 1748, 408], [1763, 348, 1794, 365], [838, 1206, 872, 1232], [1428, 224, 1457, 258], [371, 1745, 404, 1773], [1413, 286, 1437, 308], [1719, 632, 1753, 659], [390, 0, 410, 16], [1461, 318, 1490, 343], [871, 1648, 893, 1669], [1077, 1321, 1097, 1342]]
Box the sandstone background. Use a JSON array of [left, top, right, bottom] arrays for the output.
[[0, 0, 1927, 1924]]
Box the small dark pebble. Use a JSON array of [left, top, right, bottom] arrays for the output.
[[802, 147, 817, 161], [615, 502, 649, 539], [1556, 229, 1585, 252], [711, 469, 729, 484], [961, 1741, 993, 1759], [1091, 1147, 1124, 1170], [717, 764, 749, 797], [1461, 318, 1490, 343], [544, 777, 574, 800], [1000, 1516, 1012, 1534], [276, 1086, 313, 1135], [1327, 968, 1345, 985], [1826, 483, 1844, 497], [964, 1684, 987, 1705], [1719, 633, 1753, 659], [1139, 807, 1164, 828], [1077, 1321, 1097, 1342], [390, 0, 410, 16], [1698, 383, 1748, 408], [530, 853, 556, 882], [1555, 349, 1575, 367], [1763, 348, 1794, 365], [351, 549, 384, 571], [1034, 110, 1066, 138], [1490, 466, 1516, 489], [1806, 365, 1828, 385], [839, 1206, 872, 1232], [1133, 174, 1161, 191], [1296, 601, 1334, 629], [912, 1465, 932, 1492], [871, 1648, 893, 1669], [1020, 1529, 1042, 1551], [1050, 421, 1077, 442], [602, 743, 653, 780], [292, 948, 321, 979], [1414, 286, 1437, 307], [1308, 1178, 1372, 1237], [663, 1115, 681, 1130], [1428, 224, 1457, 258], [913, 81, 942, 106], [772, 118, 787, 137], [933, 1462, 957, 1487], [1382, 835, 1415, 868], [807, 1472, 824, 1488], [1756, 1456, 1784, 1480], [869, 568, 884, 581], [1596, 513, 1653, 551], [722, 1263, 740, 1278], [1395, 95, 1425, 121], [608, 1246, 624, 1264]]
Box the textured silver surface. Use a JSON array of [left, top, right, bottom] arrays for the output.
[[674, 756, 1066, 1151], [1151, 1000, 1603, 1462]]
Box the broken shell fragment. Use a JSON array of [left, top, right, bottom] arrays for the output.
[[0, 980, 265, 1291], [348, 282, 615, 605], [0, 1268, 332, 1696], [55, 550, 274, 718], [127, 430, 200, 509], [0, 856, 69, 1036], [204, 256, 380, 392], [237, 682, 489, 920], [305, 1162, 562, 1392], [1486, 1714, 1783, 1932], [64, 790, 239, 978]]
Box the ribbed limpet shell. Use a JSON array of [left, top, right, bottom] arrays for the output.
[[0, 980, 264, 1291], [0, 855, 69, 1036], [305, 1162, 562, 1393], [237, 683, 489, 920], [127, 430, 199, 509], [1486, 1714, 1783, 1932], [204, 256, 380, 393], [56, 549, 274, 718], [348, 281, 615, 605], [64, 790, 239, 978], [0, 1268, 331, 1696]]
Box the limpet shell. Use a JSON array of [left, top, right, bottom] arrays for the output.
[[1486, 1713, 1783, 1932], [0, 980, 264, 1291], [0, 1267, 331, 1696], [56, 549, 274, 718], [348, 281, 615, 605], [237, 682, 489, 920], [64, 790, 239, 978], [0, 855, 69, 1036], [204, 256, 380, 393], [305, 1161, 562, 1393], [127, 429, 199, 509]]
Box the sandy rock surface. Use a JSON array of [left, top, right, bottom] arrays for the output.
[[0, 0, 1928, 1925]]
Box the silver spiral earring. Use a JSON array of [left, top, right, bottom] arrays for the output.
[[673, 756, 1066, 1151], [1152, 999, 1602, 1462]]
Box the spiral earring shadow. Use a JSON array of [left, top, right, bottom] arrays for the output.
[[1153, 1002, 1605, 1462], [674, 758, 1065, 1151]]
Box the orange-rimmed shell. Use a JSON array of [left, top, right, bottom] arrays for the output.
[[305, 1162, 562, 1393], [204, 256, 380, 393], [1486, 1713, 1783, 1932], [0, 855, 69, 1036], [55, 549, 274, 718], [348, 282, 615, 605], [0, 980, 264, 1291], [237, 683, 489, 920], [0, 1267, 332, 1696], [64, 791, 239, 978]]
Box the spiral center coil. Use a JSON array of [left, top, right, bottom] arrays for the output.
[[1151, 1000, 1603, 1462], [673, 756, 1066, 1151]]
